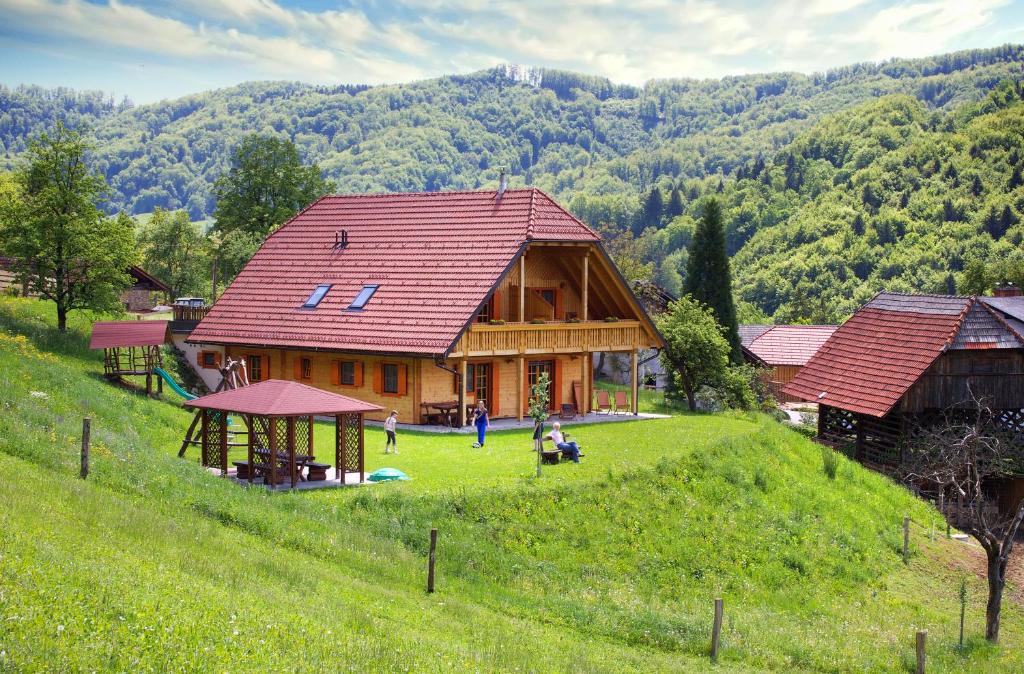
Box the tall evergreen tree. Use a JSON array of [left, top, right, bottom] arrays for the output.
[[684, 198, 743, 364], [636, 186, 663, 233], [666, 186, 684, 218]]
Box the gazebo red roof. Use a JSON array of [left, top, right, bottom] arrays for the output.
[[187, 188, 601, 356], [89, 320, 170, 349], [184, 379, 382, 417]]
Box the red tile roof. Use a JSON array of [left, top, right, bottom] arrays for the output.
[[184, 379, 382, 416], [746, 325, 837, 366], [89, 320, 170, 349], [783, 293, 972, 417], [188, 189, 600, 355]]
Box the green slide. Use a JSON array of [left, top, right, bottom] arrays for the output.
[[154, 367, 198, 401]]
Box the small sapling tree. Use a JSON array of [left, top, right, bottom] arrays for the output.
[[529, 372, 551, 478], [902, 394, 1024, 643]]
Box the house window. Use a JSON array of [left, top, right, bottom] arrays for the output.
[[247, 355, 262, 382], [347, 284, 379, 311], [340, 361, 355, 385], [466, 363, 477, 392], [383, 363, 399, 393], [300, 357, 312, 380], [199, 350, 219, 369], [302, 284, 331, 308], [476, 298, 493, 323], [473, 363, 491, 405]]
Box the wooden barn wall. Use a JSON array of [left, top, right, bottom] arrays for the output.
[[902, 350, 1024, 413], [767, 365, 803, 403]]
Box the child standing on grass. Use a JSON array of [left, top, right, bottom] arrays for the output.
[[472, 399, 489, 448], [384, 410, 398, 454]]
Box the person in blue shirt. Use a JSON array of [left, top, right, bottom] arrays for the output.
[[471, 400, 489, 448]]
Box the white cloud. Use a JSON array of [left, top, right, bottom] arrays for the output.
[[849, 0, 1010, 59]]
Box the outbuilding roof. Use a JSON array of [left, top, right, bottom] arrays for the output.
[[783, 292, 1024, 417], [184, 379, 382, 416], [745, 325, 836, 366], [187, 188, 600, 356], [89, 320, 170, 349]]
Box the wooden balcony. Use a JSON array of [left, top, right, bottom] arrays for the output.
[[170, 304, 210, 334], [450, 320, 646, 358]]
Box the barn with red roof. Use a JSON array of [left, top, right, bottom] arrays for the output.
[[187, 187, 663, 425], [741, 324, 836, 402], [783, 288, 1024, 470]]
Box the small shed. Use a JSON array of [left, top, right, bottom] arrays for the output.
[[742, 325, 837, 402], [89, 320, 170, 395], [122, 266, 171, 311], [184, 380, 382, 488]]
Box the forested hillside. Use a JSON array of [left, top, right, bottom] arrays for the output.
[[2, 45, 1024, 321]]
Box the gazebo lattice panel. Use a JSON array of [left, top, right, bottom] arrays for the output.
[[337, 413, 363, 476], [202, 411, 228, 473], [250, 416, 272, 475], [293, 417, 312, 457]]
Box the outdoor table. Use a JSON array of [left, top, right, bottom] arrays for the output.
[[421, 401, 459, 427], [253, 447, 314, 480]]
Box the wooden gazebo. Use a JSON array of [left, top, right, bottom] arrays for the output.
[[89, 320, 170, 395], [183, 380, 381, 488]]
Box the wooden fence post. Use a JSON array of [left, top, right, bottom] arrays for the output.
[[903, 515, 910, 564], [915, 630, 926, 674], [711, 598, 723, 661], [427, 527, 438, 593], [80, 417, 91, 479]]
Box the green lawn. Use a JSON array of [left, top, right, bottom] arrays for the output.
[[1, 296, 1022, 672]]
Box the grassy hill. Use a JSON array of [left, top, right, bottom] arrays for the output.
[[1, 295, 1022, 671]]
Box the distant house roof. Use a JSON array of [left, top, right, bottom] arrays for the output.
[[187, 189, 606, 356], [745, 325, 837, 366], [128, 266, 170, 293], [739, 324, 772, 347], [184, 379, 382, 417], [89, 320, 170, 349], [783, 292, 1024, 417]]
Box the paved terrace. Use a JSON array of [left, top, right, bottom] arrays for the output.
[[375, 411, 672, 434]]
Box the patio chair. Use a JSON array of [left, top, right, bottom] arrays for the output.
[[560, 403, 577, 419], [595, 390, 611, 414], [614, 390, 630, 414]]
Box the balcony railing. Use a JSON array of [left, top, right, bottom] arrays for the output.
[[450, 319, 645, 358], [172, 305, 210, 322]]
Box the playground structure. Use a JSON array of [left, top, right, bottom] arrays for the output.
[[89, 320, 172, 396], [178, 357, 250, 459]]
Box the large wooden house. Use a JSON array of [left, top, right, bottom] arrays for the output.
[[784, 290, 1024, 471], [187, 188, 663, 425]]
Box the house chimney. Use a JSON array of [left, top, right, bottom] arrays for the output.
[[993, 281, 1022, 297], [497, 169, 508, 198]]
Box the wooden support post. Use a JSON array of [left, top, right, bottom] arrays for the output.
[[517, 356, 525, 422], [358, 413, 365, 483], [247, 415, 254, 484], [581, 250, 589, 322], [630, 350, 639, 415], [179, 411, 201, 457], [220, 411, 229, 475], [458, 360, 468, 427], [200, 409, 209, 466], [711, 598, 723, 661], [80, 417, 91, 479], [427, 527, 438, 593], [581, 350, 590, 416], [287, 416, 297, 488], [903, 515, 910, 564], [518, 254, 526, 323], [915, 630, 926, 674]]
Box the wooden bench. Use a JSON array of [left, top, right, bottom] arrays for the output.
[[541, 449, 561, 465], [232, 460, 251, 480], [306, 461, 330, 481]]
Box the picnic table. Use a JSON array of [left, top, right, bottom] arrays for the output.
[[253, 447, 315, 482], [421, 401, 459, 427]]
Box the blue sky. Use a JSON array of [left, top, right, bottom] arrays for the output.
[[1, 0, 1023, 103]]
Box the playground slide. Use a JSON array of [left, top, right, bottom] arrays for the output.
[[154, 367, 198, 401]]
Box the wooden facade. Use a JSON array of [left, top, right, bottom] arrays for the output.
[[216, 242, 658, 425]]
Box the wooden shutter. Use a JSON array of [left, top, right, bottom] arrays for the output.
[[293, 357, 302, 380], [373, 363, 383, 394], [354, 361, 364, 387], [492, 290, 503, 322], [554, 289, 564, 320], [553, 359, 563, 410], [490, 361, 500, 416], [330, 360, 341, 386], [397, 364, 408, 396]]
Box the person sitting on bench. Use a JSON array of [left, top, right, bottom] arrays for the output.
[[544, 421, 582, 463]]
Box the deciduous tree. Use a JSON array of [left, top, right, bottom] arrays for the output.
[[0, 124, 135, 330], [138, 208, 209, 297], [657, 297, 731, 411]]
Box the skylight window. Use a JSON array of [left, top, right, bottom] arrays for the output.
[[347, 284, 379, 311], [302, 284, 331, 308]]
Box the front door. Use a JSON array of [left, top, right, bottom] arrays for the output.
[[527, 360, 555, 411]]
